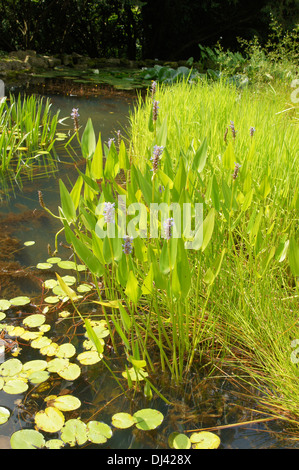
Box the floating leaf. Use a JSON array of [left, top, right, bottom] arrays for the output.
[[77, 350, 102, 365], [57, 363, 81, 381], [39, 342, 59, 356], [86, 421, 112, 444], [36, 263, 53, 270], [35, 407, 65, 433], [39, 324, 51, 333], [58, 310, 71, 318], [10, 296, 30, 306], [77, 284, 93, 293], [0, 358, 23, 377], [46, 257, 61, 264], [23, 360, 48, 374], [168, 432, 191, 449], [61, 419, 88, 447], [10, 429, 45, 449], [45, 439, 65, 449], [133, 408, 164, 430], [112, 412, 137, 429], [28, 370, 50, 384], [46, 395, 81, 412], [31, 336, 52, 349], [55, 343, 76, 359], [44, 296, 60, 304], [0, 406, 10, 424], [0, 312, 6, 321], [0, 299, 11, 311], [190, 431, 221, 449], [23, 314, 46, 328], [46, 358, 69, 373], [44, 279, 58, 289], [24, 241, 35, 246], [3, 379, 28, 394], [20, 331, 42, 341], [57, 260, 77, 270]]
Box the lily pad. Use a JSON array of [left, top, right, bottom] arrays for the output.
[[44, 296, 60, 304], [46, 257, 62, 264], [20, 331, 42, 341], [190, 431, 221, 449], [0, 406, 10, 424], [55, 343, 76, 359], [31, 336, 52, 349], [10, 429, 45, 449], [23, 314, 46, 328], [35, 407, 65, 433], [168, 432, 191, 449], [61, 419, 88, 447], [46, 358, 69, 373], [133, 408, 164, 431], [0, 299, 11, 311], [44, 279, 58, 289], [3, 378, 28, 394], [77, 350, 102, 365], [40, 342, 59, 356], [10, 296, 31, 306], [77, 284, 92, 293], [24, 241, 35, 246], [86, 421, 112, 444], [0, 358, 23, 377], [46, 395, 81, 412], [45, 439, 65, 449], [0, 312, 6, 321], [36, 262, 53, 270], [112, 412, 137, 429], [57, 260, 77, 270], [28, 370, 50, 384], [22, 359, 48, 373], [61, 275, 77, 285], [57, 362, 81, 381]]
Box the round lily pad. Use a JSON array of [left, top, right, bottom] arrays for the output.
[[46, 358, 69, 373], [86, 421, 112, 444], [0, 299, 11, 311], [61, 419, 88, 447], [57, 260, 77, 270], [0, 406, 10, 424], [39, 342, 59, 356], [24, 241, 35, 246], [3, 378, 29, 394], [0, 312, 6, 321], [23, 360, 48, 373], [45, 439, 65, 449], [112, 412, 137, 429], [133, 408, 164, 430], [23, 314, 46, 328], [31, 336, 52, 349], [36, 262, 53, 270], [46, 257, 62, 264], [55, 343, 76, 359], [35, 407, 65, 433], [44, 279, 58, 289], [77, 350, 102, 365], [10, 296, 31, 307], [20, 331, 42, 341], [190, 431, 221, 449], [61, 275, 76, 285], [168, 432, 191, 449], [46, 395, 81, 412], [0, 358, 23, 377], [28, 370, 50, 384], [10, 429, 45, 449], [77, 284, 92, 293], [57, 363, 81, 381], [44, 296, 60, 304], [122, 367, 148, 382]]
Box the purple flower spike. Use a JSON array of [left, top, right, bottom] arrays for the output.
[[151, 145, 164, 174], [163, 217, 174, 240], [71, 108, 80, 131], [103, 202, 115, 223], [122, 235, 133, 255]]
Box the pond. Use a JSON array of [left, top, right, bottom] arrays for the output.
[[0, 83, 298, 450]]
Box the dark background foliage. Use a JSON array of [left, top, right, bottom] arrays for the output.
[[0, 0, 298, 59]]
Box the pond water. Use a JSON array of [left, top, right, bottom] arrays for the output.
[[0, 86, 298, 449]]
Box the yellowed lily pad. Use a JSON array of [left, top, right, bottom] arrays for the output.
[[10, 429, 45, 449], [46, 395, 81, 411], [35, 407, 65, 433], [0, 406, 10, 424], [0, 299, 11, 311], [190, 431, 221, 449], [61, 419, 87, 446], [23, 314, 46, 328], [55, 343, 76, 359], [112, 412, 137, 429], [86, 421, 112, 444], [77, 350, 102, 365], [168, 432, 191, 449], [0, 358, 23, 377], [57, 363, 81, 381], [133, 408, 164, 430], [3, 378, 28, 394], [10, 296, 30, 306]]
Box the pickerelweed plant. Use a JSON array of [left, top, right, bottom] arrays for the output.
[[0, 93, 70, 199], [45, 77, 298, 408]]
